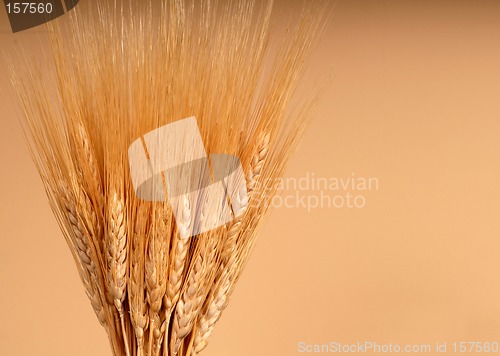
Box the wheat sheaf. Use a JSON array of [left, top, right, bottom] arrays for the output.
[[10, 0, 329, 355]]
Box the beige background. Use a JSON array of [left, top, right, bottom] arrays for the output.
[[1, 0, 500, 355]]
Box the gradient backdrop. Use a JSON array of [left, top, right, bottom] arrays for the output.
[[1, 1, 500, 355]]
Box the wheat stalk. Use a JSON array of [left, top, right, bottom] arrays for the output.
[[11, 1, 329, 355]]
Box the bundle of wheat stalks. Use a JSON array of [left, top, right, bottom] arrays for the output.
[[11, 0, 328, 355]]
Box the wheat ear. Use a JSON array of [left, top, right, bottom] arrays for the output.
[[106, 191, 131, 356], [191, 133, 270, 352], [170, 245, 205, 355], [58, 182, 124, 355], [129, 204, 149, 356], [192, 267, 232, 354], [246, 133, 270, 197], [146, 204, 170, 356], [189, 185, 249, 354], [60, 183, 107, 326], [162, 195, 192, 356], [220, 184, 248, 267], [170, 191, 221, 356], [75, 123, 103, 197]]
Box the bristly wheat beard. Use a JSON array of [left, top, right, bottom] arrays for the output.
[[9, 0, 331, 355]]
